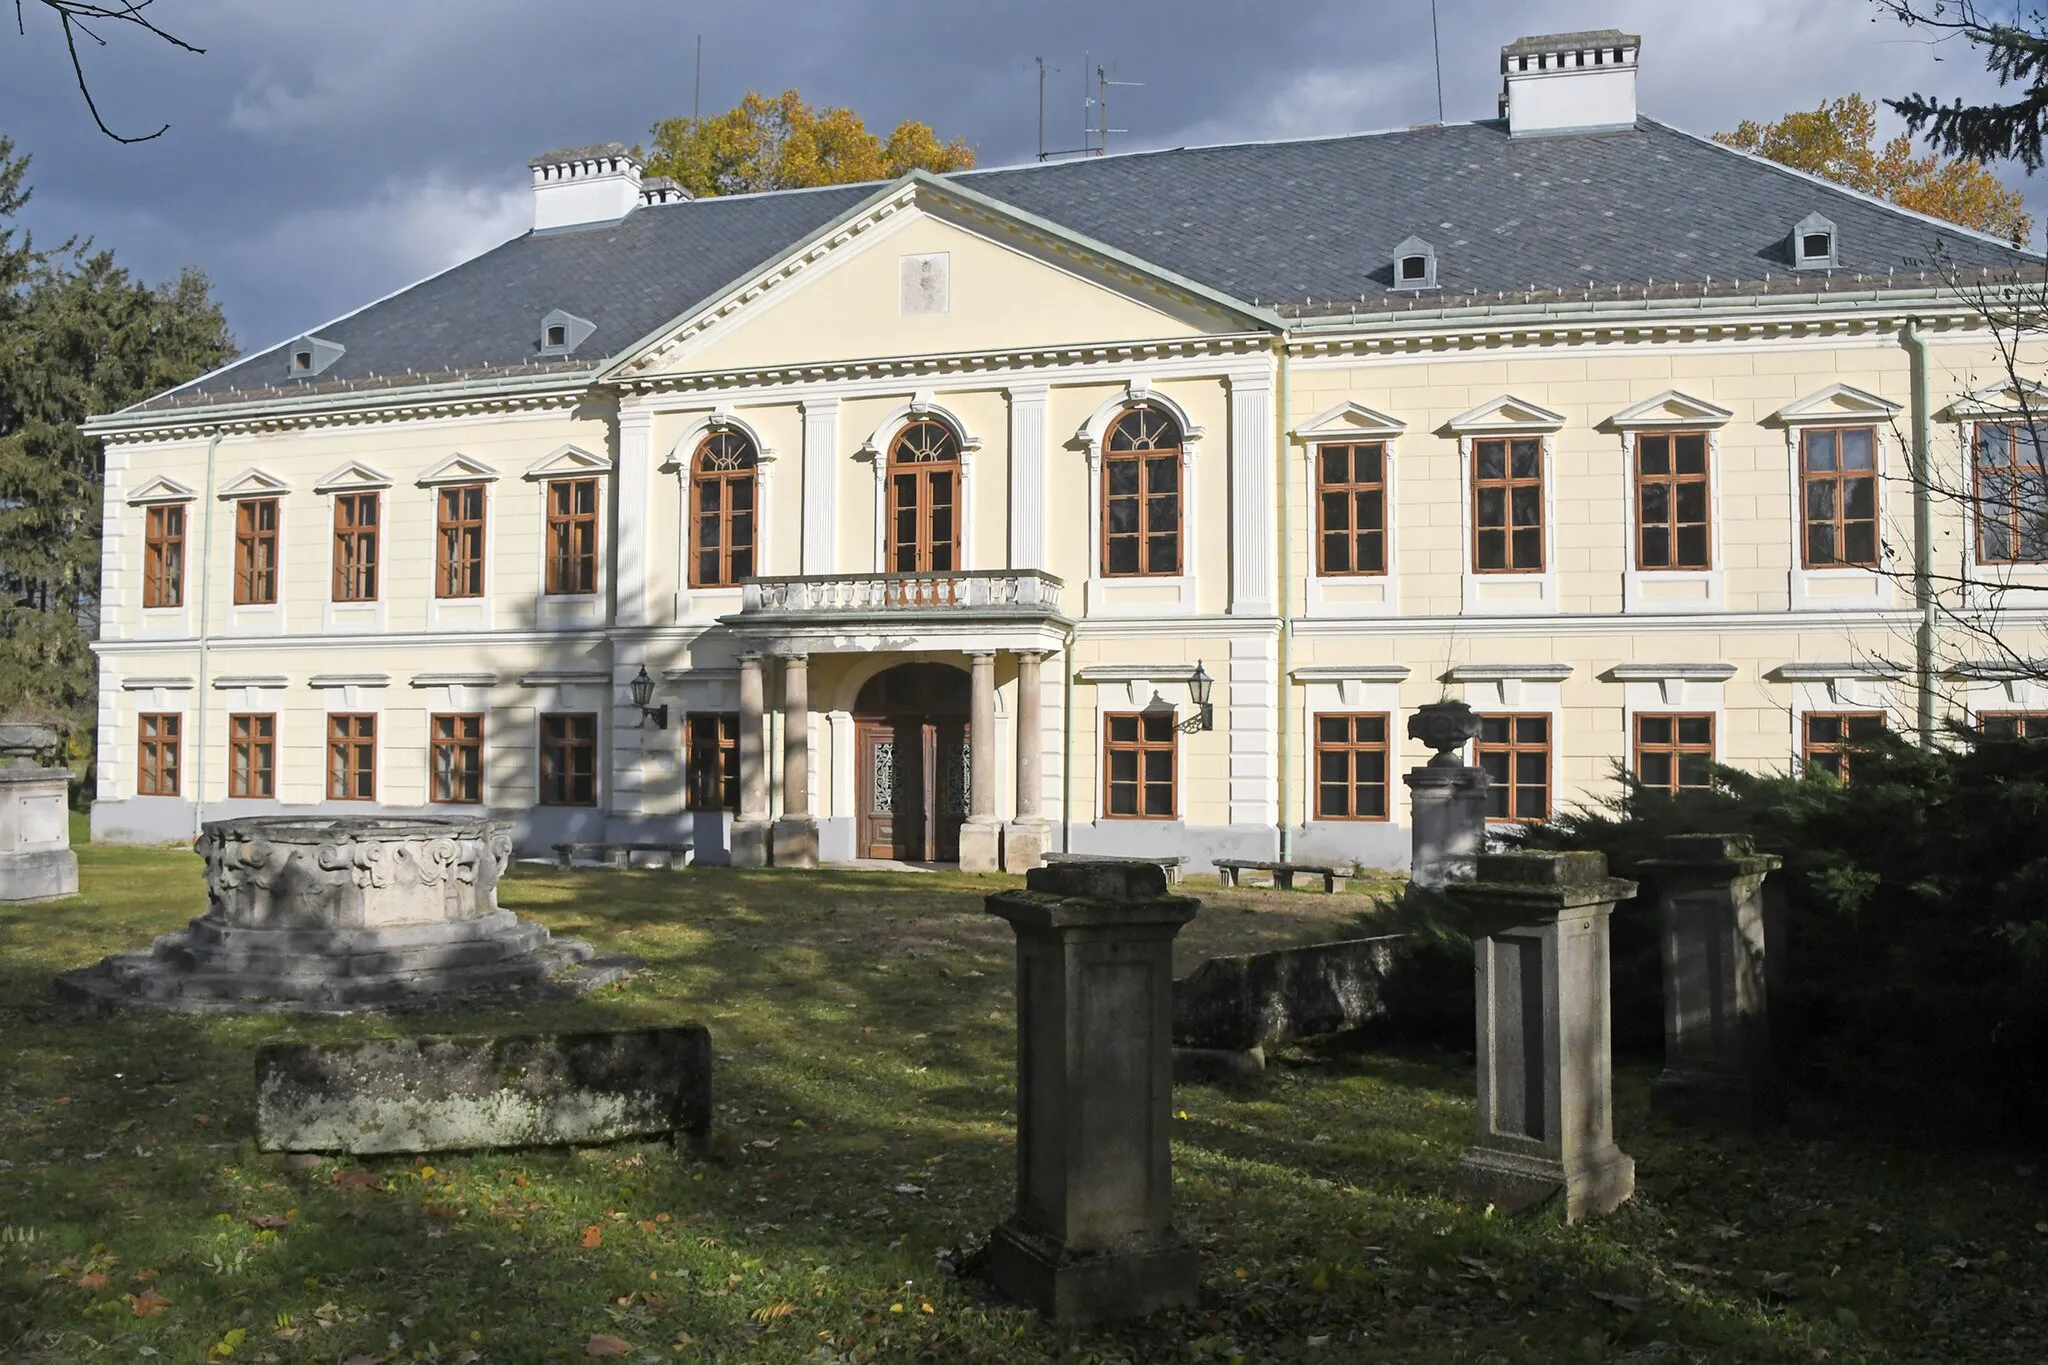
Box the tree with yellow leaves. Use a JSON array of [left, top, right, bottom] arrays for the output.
[[646, 90, 975, 198], [1715, 94, 2032, 245]]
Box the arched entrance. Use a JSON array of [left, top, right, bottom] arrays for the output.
[[855, 662, 970, 861]]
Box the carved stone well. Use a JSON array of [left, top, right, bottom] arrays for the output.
[[57, 815, 627, 1012]]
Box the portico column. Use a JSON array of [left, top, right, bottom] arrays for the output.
[[959, 650, 1002, 871], [772, 653, 819, 868], [730, 650, 771, 867], [1004, 650, 1050, 871]]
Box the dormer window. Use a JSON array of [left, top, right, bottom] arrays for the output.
[[283, 334, 344, 379], [538, 308, 595, 357], [1792, 213, 1839, 270], [293, 350, 313, 372], [1390, 235, 1438, 291]]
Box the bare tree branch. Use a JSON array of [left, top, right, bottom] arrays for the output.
[[14, 0, 203, 143]]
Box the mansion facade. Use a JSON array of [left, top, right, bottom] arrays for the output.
[[85, 31, 2048, 871]]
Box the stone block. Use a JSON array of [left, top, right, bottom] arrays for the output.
[[957, 819, 1001, 872], [0, 848, 78, 902], [730, 820, 771, 868], [1002, 819, 1050, 872], [0, 764, 75, 902], [255, 1025, 712, 1155], [1403, 765, 1488, 889], [1172, 936, 1400, 1052], [770, 817, 818, 868]]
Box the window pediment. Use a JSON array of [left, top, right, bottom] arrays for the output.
[[1606, 390, 1733, 431], [858, 396, 982, 459], [1291, 401, 1405, 442], [1943, 379, 2048, 422], [1774, 383, 1902, 426], [661, 410, 777, 472], [523, 443, 612, 480], [417, 454, 501, 487], [1074, 380, 1206, 453], [125, 474, 197, 506], [216, 467, 290, 499], [313, 460, 394, 494], [1444, 395, 1566, 436]]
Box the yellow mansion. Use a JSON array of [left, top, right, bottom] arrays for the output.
[[83, 31, 2048, 871]]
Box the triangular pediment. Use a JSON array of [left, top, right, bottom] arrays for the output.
[[313, 460, 393, 493], [1605, 390, 1734, 430], [523, 443, 612, 480], [1291, 401, 1406, 441], [1774, 383, 1902, 426], [1943, 378, 2048, 421], [603, 174, 1278, 381], [124, 474, 197, 505], [216, 467, 291, 499], [1444, 394, 1566, 435], [417, 453, 502, 486]]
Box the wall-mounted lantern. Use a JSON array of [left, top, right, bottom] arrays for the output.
[[628, 664, 668, 730], [1178, 660, 1215, 734]]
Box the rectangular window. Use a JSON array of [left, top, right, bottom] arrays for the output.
[[227, 713, 275, 799], [1103, 711, 1176, 818], [1477, 713, 1550, 821], [1633, 713, 1714, 795], [686, 712, 740, 812], [1972, 423, 2048, 564], [436, 484, 487, 598], [136, 712, 181, 796], [1313, 712, 1390, 820], [430, 713, 484, 804], [233, 498, 278, 605], [332, 492, 380, 602], [1635, 431, 1712, 569], [1802, 711, 1883, 782], [1800, 427, 1879, 568], [1316, 442, 1388, 576], [143, 504, 185, 609], [539, 713, 598, 806], [1102, 451, 1181, 576], [545, 477, 599, 595], [326, 713, 377, 801], [1982, 711, 2048, 739], [1472, 437, 1544, 572]]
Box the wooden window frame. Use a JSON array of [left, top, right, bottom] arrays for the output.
[[1634, 431, 1713, 570], [326, 713, 377, 801], [689, 433, 759, 588], [884, 420, 963, 575], [1980, 711, 2048, 739], [232, 498, 278, 606], [1799, 426, 1880, 569], [430, 713, 484, 805], [1476, 712, 1551, 821], [1314, 442, 1388, 577], [1100, 408, 1184, 579], [685, 712, 741, 812], [1971, 422, 2048, 565], [1102, 710, 1177, 819], [142, 503, 186, 609], [331, 491, 381, 603], [1312, 712, 1391, 821], [227, 712, 276, 799], [136, 712, 181, 796], [435, 484, 488, 599], [1802, 710, 1884, 782], [539, 712, 599, 807], [1471, 436, 1545, 574], [544, 477, 600, 596], [1632, 712, 1715, 795]]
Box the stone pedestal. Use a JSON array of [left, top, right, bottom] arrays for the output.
[[985, 861, 1201, 1324], [959, 820, 1002, 872], [1638, 834, 1781, 1126], [1003, 819, 1051, 873], [1403, 766, 1489, 889], [1445, 851, 1637, 1221], [729, 821, 771, 869], [771, 818, 818, 868], [0, 764, 77, 902]]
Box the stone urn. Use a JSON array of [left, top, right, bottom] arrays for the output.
[[57, 815, 628, 1012], [1408, 699, 1483, 768]]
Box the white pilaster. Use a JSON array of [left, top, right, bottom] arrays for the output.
[[1006, 385, 1048, 570], [1228, 374, 1275, 616], [615, 407, 654, 626], [1228, 632, 1279, 827], [801, 397, 839, 574]]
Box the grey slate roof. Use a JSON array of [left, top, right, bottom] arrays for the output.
[[158, 116, 2033, 409]]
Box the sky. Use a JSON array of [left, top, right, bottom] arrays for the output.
[[0, 0, 2038, 356]]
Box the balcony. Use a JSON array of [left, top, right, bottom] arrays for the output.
[[722, 570, 1069, 652]]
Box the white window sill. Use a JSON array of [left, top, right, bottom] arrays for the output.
[[1461, 571, 1558, 616], [1623, 568, 1723, 614], [1084, 574, 1195, 617], [1789, 568, 1891, 611], [1305, 572, 1398, 619]]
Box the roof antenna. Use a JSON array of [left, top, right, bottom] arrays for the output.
[[693, 34, 702, 124], [1431, 0, 1445, 123]]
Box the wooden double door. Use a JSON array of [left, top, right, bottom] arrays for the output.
[[854, 663, 971, 863]]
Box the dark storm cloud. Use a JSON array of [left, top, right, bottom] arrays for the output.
[[0, 0, 2029, 354]]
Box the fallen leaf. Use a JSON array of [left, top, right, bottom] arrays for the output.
[[333, 1170, 382, 1192], [191, 1114, 213, 1127], [131, 1288, 172, 1317], [749, 1301, 797, 1322], [1590, 1290, 1643, 1313], [75, 1271, 108, 1291], [247, 1213, 289, 1229], [1670, 1261, 1721, 1277], [580, 1224, 603, 1249], [585, 1334, 631, 1357]]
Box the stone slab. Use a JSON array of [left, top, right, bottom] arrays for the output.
[[1452, 1143, 1636, 1221], [0, 848, 78, 902], [988, 1219, 1199, 1326], [255, 1025, 712, 1154], [1173, 936, 1400, 1052], [957, 820, 1001, 872]]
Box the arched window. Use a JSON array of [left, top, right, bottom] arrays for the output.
[[886, 420, 961, 573], [1102, 408, 1183, 576], [690, 430, 758, 587]]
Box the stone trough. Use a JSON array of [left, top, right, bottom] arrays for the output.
[[56, 814, 629, 1012]]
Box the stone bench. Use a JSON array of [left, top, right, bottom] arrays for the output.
[[1042, 851, 1188, 885], [552, 841, 692, 871], [1212, 858, 1352, 893]]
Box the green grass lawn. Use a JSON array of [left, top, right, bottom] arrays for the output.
[[2, 845, 2043, 1363]]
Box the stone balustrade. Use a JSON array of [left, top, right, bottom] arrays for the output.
[[736, 569, 1064, 616]]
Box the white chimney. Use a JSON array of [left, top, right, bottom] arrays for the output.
[[1499, 30, 1640, 138], [528, 143, 643, 232]]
